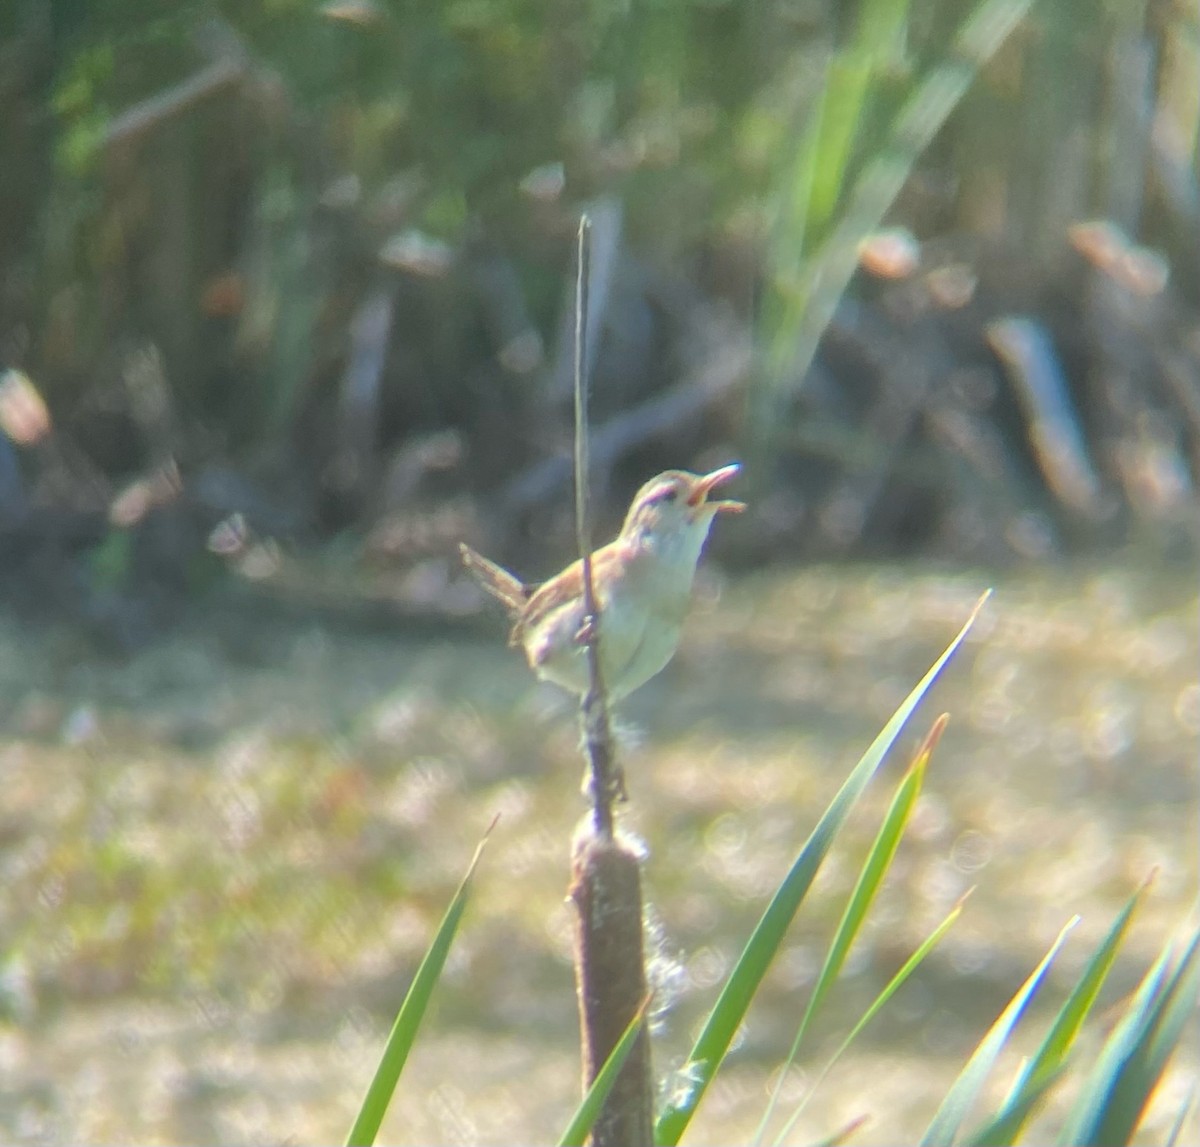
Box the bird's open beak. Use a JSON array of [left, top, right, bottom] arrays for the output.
[[690, 463, 745, 513]]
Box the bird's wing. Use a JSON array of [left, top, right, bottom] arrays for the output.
[[515, 557, 585, 645], [515, 540, 629, 647], [459, 544, 530, 620]]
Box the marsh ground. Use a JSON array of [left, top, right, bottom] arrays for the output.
[[1, 559, 1196, 1144]]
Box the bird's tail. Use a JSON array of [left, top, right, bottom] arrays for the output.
[[458, 543, 529, 619]]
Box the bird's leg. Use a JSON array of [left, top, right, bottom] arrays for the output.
[[574, 614, 596, 646]]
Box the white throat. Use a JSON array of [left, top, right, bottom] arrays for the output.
[[633, 513, 716, 591]]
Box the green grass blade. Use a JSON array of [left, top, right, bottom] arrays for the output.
[[804, 713, 947, 1029], [344, 820, 496, 1147], [800, 0, 1032, 366], [967, 878, 1151, 1146], [655, 593, 990, 1147], [558, 995, 651, 1147], [962, 1064, 1069, 1147], [757, 0, 1032, 438], [1057, 942, 1175, 1147], [763, 0, 912, 383], [1060, 926, 1200, 1146], [763, 67, 830, 382], [1122, 930, 1200, 1108], [920, 917, 1079, 1147], [810, 1113, 872, 1147], [772, 893, 970, 1147], [807, 0, 913, 233], [754, 714, 947, 1146]]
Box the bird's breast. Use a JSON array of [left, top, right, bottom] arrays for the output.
[[519, 542, 703, 699]]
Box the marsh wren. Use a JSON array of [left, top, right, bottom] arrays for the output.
[[460, 464, 744, 701]]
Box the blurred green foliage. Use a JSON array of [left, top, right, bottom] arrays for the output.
[[31, 2, 839, 245], [2, 0, 1194, 548], [21, 0, 1198, 302]]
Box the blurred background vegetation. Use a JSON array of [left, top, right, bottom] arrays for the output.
[[0, 1, 1196, 1143]]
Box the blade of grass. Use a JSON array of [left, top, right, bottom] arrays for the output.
[[1056, 941, 1175, 1147], [920, 916, 1079, 1147], [810, 1113, 872, 1147], [754, 714, 948, 1146], [806, 0, 914, 235], [344, 818, 497, 1147], [966, 876, 1152, 1146], [763, 65, 830, 384], [655, 592, 990, 1147], [1119, 929, 1200, 1115], [772, 892, 971, 1147], [558, 995, 652, 1147], [1059, 926, 1200, 1146], [766, 0, 913, 377], [961, 1064, 1069, 1147], [756, 0, 1032, 446]]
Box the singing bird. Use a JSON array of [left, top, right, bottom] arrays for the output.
[[459, 464, 743, 701]]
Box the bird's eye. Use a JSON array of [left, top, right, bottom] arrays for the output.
[[654, 486, 678, 504]]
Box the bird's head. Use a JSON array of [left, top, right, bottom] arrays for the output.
[[619, 464, 744, 560]]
